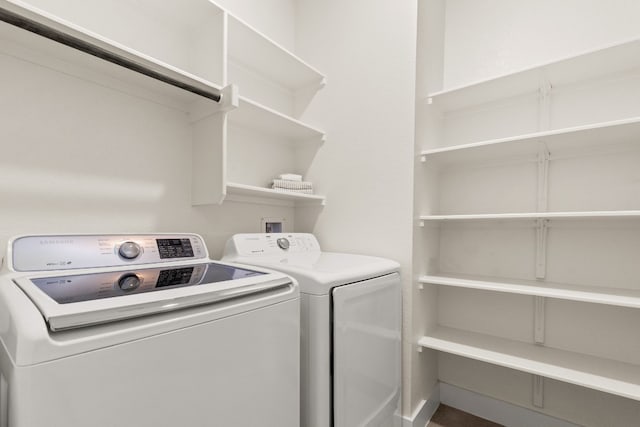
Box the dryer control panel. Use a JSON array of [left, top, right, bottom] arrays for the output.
[[225, 233, 321, 257], [9, 234, 207, 272]]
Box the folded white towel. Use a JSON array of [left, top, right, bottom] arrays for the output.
[[272, 179, 313, 190], [272, 187, 314, 194], [278, 173, 303, 182]]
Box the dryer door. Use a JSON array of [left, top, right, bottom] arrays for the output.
[[332, 272, 401, 427]]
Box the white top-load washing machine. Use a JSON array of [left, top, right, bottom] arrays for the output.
[[0, 233, 300, 427], [223, 233, 402, 427]]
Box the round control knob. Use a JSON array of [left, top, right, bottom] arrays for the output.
[[276, 238, 290, 250], [118, 241, 141, 260], [117, 274, 140, 291]]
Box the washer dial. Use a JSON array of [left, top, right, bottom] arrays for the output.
[[118, 241, 142, 260], [276, 238, 290, 250]]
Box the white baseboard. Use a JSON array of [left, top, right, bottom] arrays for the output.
[[440, 383, 581, 427], [402, 384, 440, 427]]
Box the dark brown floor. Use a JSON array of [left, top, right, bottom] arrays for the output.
[[428, 404, 503, 427]]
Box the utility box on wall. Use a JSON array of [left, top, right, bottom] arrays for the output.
[[261, 217, 285, 233]]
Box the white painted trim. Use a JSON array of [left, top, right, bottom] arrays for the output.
[[440, 383, 581, 427], [402, 384, 440, 427]]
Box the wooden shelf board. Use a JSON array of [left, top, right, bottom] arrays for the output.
[[425, 37, 640, 112], [420, 117, 640, 165], [226, 182, 325, 206], [420, 211, 640, 222], [419, 326, 640, 401], [228, 96, 325, 142], [0, 0, 224, 114], [227, 14, 325, 91], [420, 274, 640, 309]]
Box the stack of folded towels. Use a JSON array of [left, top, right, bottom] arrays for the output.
[[272, 173, 314, 194]]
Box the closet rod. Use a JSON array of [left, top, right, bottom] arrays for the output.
[[0, 7, 222, 103]]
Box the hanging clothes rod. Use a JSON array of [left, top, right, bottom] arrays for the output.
[[0, 7, 222, 103]]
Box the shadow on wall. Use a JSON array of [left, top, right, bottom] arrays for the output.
[[0, 162, 167, 239]]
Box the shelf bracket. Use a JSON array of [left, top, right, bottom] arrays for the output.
[[189, 84, 239, 122], [536, 145, 550, 212], [535, 144, 550, 280], [533, 375, 544, 408], [420, 155, 427, 163], [534, 296, 545, 344], [537, 78, 553, 131], [535, 219, 549, 279]]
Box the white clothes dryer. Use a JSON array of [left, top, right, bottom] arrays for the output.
[[0, 233, 299, 427], [223, 233, 402, 427]]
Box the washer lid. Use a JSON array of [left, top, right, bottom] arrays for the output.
[[228, 252, 400, 295], [14, 261, 294, 331]]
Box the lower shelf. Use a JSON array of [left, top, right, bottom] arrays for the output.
[[226, 182, 326, 206], [419, 326, 640, 401], [419, 274, 640, 309]]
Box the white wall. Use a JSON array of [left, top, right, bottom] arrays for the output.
[[294, 0, 418, 416], [0, 0, 298, 259], [215, 0, 296, 51], [443, 0, 640, 89]]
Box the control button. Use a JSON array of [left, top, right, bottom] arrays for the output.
[[117, 274, 140, 291], [276, 238, 290, 250], [118, 241, 142, 260]]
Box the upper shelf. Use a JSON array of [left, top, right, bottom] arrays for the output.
[[420, 274, 640, 310], [226, 182, 326, 207], [0, 0, 230, 115], [420, 210, 640, 222], [425, 37, 640, 112], [420, 117, 640, 165], [419, 326, 640, 402], [227, 14, 325, 91], [228, 96, 325, 143]]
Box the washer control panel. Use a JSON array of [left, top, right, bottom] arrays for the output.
[[225, 233, 321, 257], [10, 234, 207, 272]]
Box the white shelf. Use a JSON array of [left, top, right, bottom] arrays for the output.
[[420, 274, 640, 309], [420, 117, 640, 165], [426, 37, 640, 112], [229, 96, 325, 143], [3, 1, 326, 207], [419, 326, 640, 401], [222, 12, 326, 207], [0, 0, 228, 115], [226, 182, 325, 206], [420, 210, 640, 222], [227, 14, 325, 91]]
